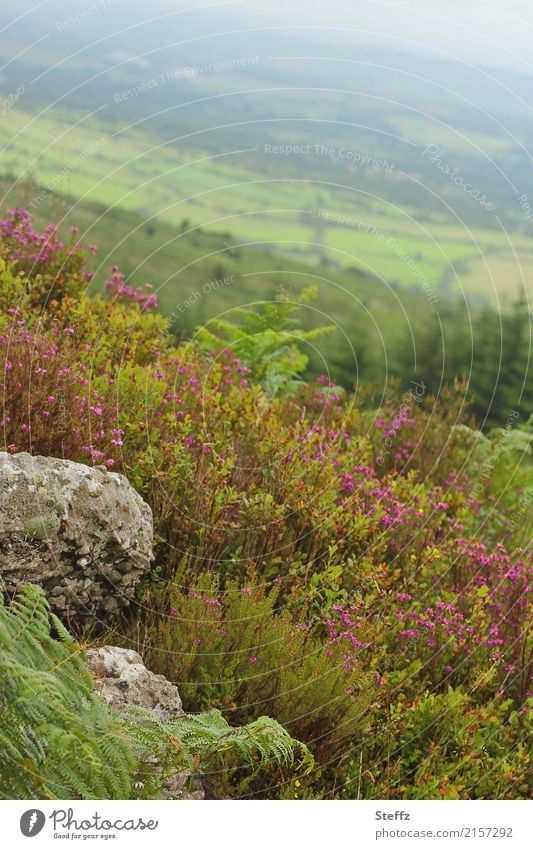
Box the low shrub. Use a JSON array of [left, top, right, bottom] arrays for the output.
[[353, 688, 531, 800], [126, 572, 375, 765]]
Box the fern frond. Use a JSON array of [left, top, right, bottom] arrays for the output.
[[0, 585, 135, 800]]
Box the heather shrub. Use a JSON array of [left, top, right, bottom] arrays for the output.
[[126, 572, 374, 764], [0, 209, 91, 308], [352, 688, 531, 800], [0, 232, 166, 465]]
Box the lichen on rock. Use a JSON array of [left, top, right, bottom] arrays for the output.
[[85, 646, 183, 719], [0, 452, 154, 626]]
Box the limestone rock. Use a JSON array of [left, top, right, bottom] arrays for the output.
[[0, 452, 153, 625], [86, 645, 204, 800], [85, 646, 182, 719]]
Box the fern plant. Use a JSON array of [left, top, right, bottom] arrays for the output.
[[124, 708, 314, 798], [195, 286, 335, 397], [0, 584, 134, 800]]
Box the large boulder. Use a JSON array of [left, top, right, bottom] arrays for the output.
[[0, 452, 153, 625]]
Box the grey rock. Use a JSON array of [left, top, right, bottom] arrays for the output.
[[86, 645, 204, 800], [85, 646, 182, 719], [0, 452, 153, 625]]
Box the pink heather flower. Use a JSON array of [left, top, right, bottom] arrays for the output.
[[249, 656, 257, 664], [203, 597, 222, 608]]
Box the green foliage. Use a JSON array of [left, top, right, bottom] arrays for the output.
[[125, 707, 314, 798], [451, 414, 533, 547], [0, 584, 134, 800], [353, 688, 532, 800], [195, 287, 335, 397]]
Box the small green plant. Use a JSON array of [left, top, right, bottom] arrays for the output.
[[195, 287, 335, 397]]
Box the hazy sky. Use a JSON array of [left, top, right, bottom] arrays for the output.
[[173, 0, 533, 73], [3, 1, 533, 75]]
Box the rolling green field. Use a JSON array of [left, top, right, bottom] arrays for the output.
[[1, 100, 532, 309]]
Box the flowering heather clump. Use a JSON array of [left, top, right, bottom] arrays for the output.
[[0, 210, 162, 464], [0, 208, 94, 305], [0, 321, 122, 466], [105, 266, 158, 312]]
